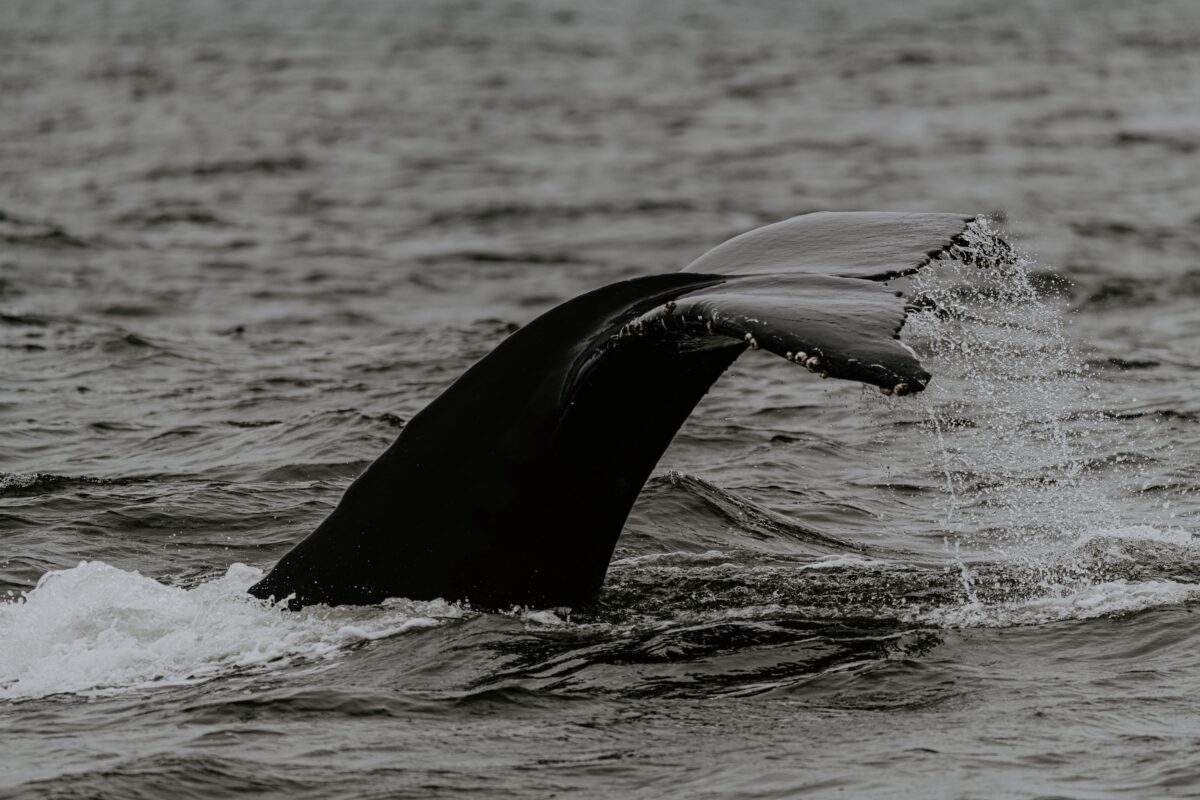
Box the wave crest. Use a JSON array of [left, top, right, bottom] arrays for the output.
[[0, 561, 464, 700]]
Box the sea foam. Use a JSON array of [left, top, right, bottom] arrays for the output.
[[0, 561, 464, 700], [910, 578, 1199, 628]]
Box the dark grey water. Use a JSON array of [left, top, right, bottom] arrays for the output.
[[2, 1, 1199, 797]]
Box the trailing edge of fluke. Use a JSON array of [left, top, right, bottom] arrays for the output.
[[249, 211, 977, 610]]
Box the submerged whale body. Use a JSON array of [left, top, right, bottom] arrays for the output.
[[249, 212, 975, 609]]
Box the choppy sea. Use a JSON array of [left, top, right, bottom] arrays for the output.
[[2, 1, 1199, 797]]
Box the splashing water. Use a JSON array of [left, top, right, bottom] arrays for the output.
[[902, 218, 1167, 600], [0, 561, 466, 700], [1, 219, 1189, 704]]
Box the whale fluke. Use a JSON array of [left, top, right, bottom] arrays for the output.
[[683, 211, 974, 279], [248, 212, 975, 609]]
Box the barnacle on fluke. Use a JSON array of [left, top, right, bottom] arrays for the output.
[[250, 212, 996, 610]]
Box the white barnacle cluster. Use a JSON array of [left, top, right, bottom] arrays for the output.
[[617, 319, 648, 339], [783, 349, 807, 364], [781, 349, 830, 378], [606, 317, 649, 350]]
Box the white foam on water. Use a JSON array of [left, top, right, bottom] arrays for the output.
[[910, 578, 1199, 628], [0, 472, 41, 492], [0, 561, 466, 700], [613, 549, 743, 567], [795, 554, 894, 570], [1075, 523, 1196, 547], [614, 551, 894, 570], [519, 609, 570, 626]]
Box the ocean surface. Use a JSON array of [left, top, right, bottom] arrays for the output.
[[2, 1, 1199, 797]]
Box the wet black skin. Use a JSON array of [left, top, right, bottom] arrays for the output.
[[248, 212, 974, 609]]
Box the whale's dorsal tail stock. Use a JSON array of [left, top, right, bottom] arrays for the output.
[[248, 212, 978, 609]]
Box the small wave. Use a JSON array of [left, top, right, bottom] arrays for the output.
[[909, 579, 1199, 628], [796, 554, 895, 570], [0, 311, 51, 326], [633, 471, 866, 555], [143, 154, 310, 181], [90, 330, 176, 355], [0, 207, 88, 248], [613, 549, 750, 567], [1076, 524, 1195, 548], [0, 472, 143, 498], [518, 609, 571, 626], [1111, 130, 1199, 154], [423, 197, 696, 227], [1076, 271, 1200, 310], [113, 202, 231, 228], [0, 561, 465, 700], [612, 550, 893, 571], [417, 249, 585, 266], [1087, 357, 1161, 371], [46, 329, 195, 363]]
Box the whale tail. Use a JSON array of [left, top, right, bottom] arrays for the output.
[[249, 212, 976, 609]]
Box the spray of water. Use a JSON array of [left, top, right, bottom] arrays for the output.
[[902, 218, 1120, 597]]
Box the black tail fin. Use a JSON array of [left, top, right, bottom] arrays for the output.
[[249, 212, 974, 609]]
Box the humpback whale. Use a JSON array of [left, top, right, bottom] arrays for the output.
[[249, 212, 975, 609]]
